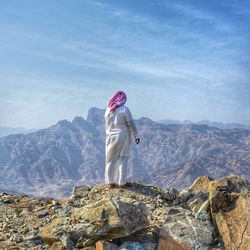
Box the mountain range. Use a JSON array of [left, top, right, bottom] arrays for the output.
[[0, 107, 249, 197], [1, 119, 249, 138], [0, 127, 37, 138], [158, 119, 250, 130]]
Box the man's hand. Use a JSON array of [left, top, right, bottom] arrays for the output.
[[135, 138, 140, 144]]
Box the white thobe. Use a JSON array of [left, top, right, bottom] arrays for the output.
[[105, 105, 138, 185]]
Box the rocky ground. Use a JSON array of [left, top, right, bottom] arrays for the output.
[[0, 175, 249, 250]]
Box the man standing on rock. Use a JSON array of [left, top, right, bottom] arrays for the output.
[[105, 91, 140, 189]]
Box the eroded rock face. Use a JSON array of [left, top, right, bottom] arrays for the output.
[[208, 176, 250, 250], [71, 198, 149, 240], [72, 185, 91, 199], [188, 176, 214, 193], [40, 217, 68, 245], [188, 192, 209, 214], [158, 207, 214, 249]]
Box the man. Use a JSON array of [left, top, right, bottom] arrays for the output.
[[105, 91, 140, 188]]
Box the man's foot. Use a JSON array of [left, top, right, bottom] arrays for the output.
[[119, 183, 129, 189], [126, 182, 131, 187], [107, 183, 118, 189]]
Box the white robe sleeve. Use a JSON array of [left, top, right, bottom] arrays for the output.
[[124, 107, 139, 139]]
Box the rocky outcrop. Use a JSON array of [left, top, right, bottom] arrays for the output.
[[185, 175, 250, 250], [158, 207, 214, 250], [0, 175, 249, 249], [188, 176, 214, 193], [208, 176, 250, 250], [71, 198, 148, 240], [72, 185, 91, 199]]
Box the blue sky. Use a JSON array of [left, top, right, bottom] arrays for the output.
[[0, 0, 250, 128]]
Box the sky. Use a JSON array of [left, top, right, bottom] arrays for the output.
[[0, 0, 250, 129]]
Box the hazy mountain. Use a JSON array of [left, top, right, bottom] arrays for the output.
[[0, 107, 249, 197], [159, 119, 250, 130], [0, 127, 38, 138]]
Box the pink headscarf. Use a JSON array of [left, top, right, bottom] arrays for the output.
[[108, 91, 127, 112]]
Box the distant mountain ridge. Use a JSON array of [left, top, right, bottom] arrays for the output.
[[159, 119, 250, 130], [0, 107, 249, 197], [1, 118, 248, 139], [0, 127, 38, 138]]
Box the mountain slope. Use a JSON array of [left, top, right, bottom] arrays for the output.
[[0, 107, 249, 197]]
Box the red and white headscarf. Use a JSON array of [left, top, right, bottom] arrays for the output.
[[108, 91, 127, 112]]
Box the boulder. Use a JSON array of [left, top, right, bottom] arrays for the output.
[[71, 198, 148, 240], [158, 236, 192, 250], [208, 175, 250, 250], [37, 209, 49, 218], [158, 208, 214, 249], [188, 192, 208, 215], [188, 176, 214, 193], [179, 189, 191, 202], [162, 188, 179, 202], [194, 199, 210, 221], [40, 217, 68, 245], [72, 185, 91, 199], [110, 225, 160, 246], [187, 192, 211, 222], [60, 234, 76, 250]]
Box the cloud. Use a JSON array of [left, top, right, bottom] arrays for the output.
[[163, 1, 234, 33], [0, 0, 249, 127]]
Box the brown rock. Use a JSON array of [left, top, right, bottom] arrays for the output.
[[208, 176, 250, 250], [40, 217, 67, 245], [72, 185, 91, 199], [188, 176, 214, 193], [215, 199, 250, 248], [71, 198, 148, 240], [209, 175, 248, 194], [157, 236, 192, 250]]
